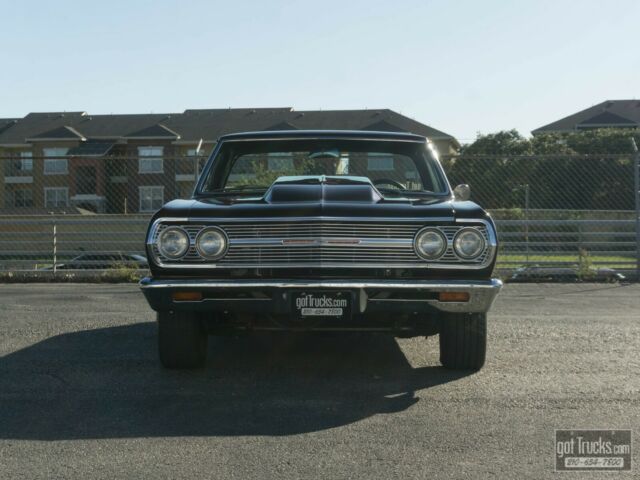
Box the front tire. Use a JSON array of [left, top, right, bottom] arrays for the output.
[[157, 311, 208, 369], [439, 313, 486, 371]]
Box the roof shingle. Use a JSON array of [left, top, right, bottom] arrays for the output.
[[0, 108, 458, 147], [532, 100, 640, 134]]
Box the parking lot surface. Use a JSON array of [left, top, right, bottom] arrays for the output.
[[0, 283, 638, 479]]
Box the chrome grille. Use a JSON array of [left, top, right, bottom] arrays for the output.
[[150, 220, 494, 268], [221, 223, 419, 239], [221, 246, 419, 265]]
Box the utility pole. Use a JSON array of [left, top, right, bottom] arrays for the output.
[[194, 138, 203, 183]]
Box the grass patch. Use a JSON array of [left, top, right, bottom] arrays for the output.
[[497, 253, 633, 267]]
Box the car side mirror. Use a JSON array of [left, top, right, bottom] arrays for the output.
[[453, 184, 471, 201]]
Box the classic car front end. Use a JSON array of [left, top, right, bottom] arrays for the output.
[[140, 130, 502, 370]]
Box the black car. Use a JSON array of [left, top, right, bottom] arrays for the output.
[[54, 252, 148, 270], [140, 130, 502, 370]]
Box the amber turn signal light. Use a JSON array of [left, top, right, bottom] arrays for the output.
[[172, 291, 203, 302], [438, 292, 470, 302]]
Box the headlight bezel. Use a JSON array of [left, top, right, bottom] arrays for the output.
[[453, 227, 486, 260], [195, 226, 228, 260], [157, 226, 190, 260], [414, 227, 447, 261]]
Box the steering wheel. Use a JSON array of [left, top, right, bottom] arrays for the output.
[[373, 178, 406, 190]]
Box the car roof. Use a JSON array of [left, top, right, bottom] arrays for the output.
[[217, 129, 427, 143]]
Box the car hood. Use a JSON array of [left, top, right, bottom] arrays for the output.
[[155, 175, 488, 220]]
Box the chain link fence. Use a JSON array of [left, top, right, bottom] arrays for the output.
[[0, 152, 638, 279], [442, 152, 639, 279], [0, 154, 205, 272]]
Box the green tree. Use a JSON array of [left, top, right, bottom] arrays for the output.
[[445, 129, 638, 210], [460, 130, 531, 155]]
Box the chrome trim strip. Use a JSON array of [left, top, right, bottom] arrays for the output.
[[189, 216, 457, 223], [231, 237, 412, 247], [140, 278, 502, 290], [149, 262, 480, 269], [176, 297, 271, 303], [220, 136, 426, 144]]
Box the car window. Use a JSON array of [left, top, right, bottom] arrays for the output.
[[201, 139, 448, 196], [225, 151, 427, 191]]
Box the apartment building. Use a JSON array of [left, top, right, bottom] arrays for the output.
[[0, 108, 459, 213]]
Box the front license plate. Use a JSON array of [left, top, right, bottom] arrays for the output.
[[292, 291, 351, 320]]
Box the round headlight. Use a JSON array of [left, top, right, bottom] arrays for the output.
[[453, 228, 485, 259], [414, 227, 447, 260], [158, 227, 189, 259], [196, 227, 227, 260]]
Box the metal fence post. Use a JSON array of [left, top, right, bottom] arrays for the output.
[[524, 183, 530, 264], [53, 222, 57, 274], [633, 139, 640, 281]]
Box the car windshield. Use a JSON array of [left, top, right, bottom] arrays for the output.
[[199, 138, 448, 196]]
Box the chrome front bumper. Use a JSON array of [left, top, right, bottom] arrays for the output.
[[140, 278, 503, 314]]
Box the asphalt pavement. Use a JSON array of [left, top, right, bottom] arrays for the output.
[[0, 283, 638, 479]]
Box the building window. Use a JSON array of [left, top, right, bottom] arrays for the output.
[[9, 151, 33, 175], [43, 148, 69, 175], [12, 189, 33, 207], [139, 186, 164, 212], [19, 151, 33, 172], [187, 148, 207, 174], [367, 153, 394, 171], [43, 147, 68, 157], [45, 187, 69, 208], [44, 159, 68, 174], [138, 147, 164, 174]]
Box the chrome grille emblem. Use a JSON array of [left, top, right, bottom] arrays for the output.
[[281, 238, 362, 246]]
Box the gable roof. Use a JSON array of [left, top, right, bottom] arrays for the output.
[[263, 120, 299, 131], [0, 108, 458, 148], [279, 109, 457, 144], [125, 123, 180, 139], [74, 114, 172, 138], [362, 119, 407, 132], [0, 118, 17, 135], [578, 110, 636, 127], [27, 125, 86, 141], [164, 108, 296, 142], [0, 112, 87, 145], [532, 100, 640, 134]]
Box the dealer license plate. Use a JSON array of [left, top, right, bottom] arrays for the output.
[[292, 291, 351, 320]]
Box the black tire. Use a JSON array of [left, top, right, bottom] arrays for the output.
[[157, 311, 208, 369], [439, 312, 486, 371]]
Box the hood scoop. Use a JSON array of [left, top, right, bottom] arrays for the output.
[[264, 175, 382, 204]]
